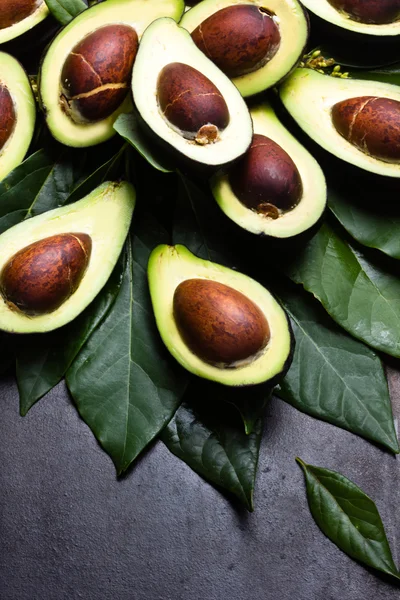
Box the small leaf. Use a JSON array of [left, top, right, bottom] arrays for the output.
[[222, 386, 270, 435], [297, 458, 400, 580], [114, 112, 173, 173], [275, 281, 399, 453], [44, 0, 86, 24], [161, 379, 263, 511]]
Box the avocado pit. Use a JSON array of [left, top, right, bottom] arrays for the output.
[[61, 24, 138, 123], [0, 84, 16, 151], [328, 0, 400, 24], [0, 233, 92, 316], [0, 0, 41, 29], [191, 4, 281, 78], [332, 96, 400, 163], [157, 62, 230, 145], [173, 278, 270, 366]]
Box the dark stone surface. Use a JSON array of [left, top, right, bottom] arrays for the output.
[[0, 367, 399, 600]]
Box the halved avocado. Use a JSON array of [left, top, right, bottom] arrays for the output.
[[180, 0, 309, 97], [39, 0, 185, 148], [148, 245, 293, 386], [0, 0, 49, 45], [211, 101, 327, 238], [132, 18, 253, 168], [279, 68, 400, 178], [0, 52, 36, 181], [0, 181, 135, 333]]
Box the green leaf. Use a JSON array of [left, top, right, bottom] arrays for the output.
[[161, 379, 263, 511], [16, 253, 125, 416], [349, 63, 400, 86], [297, 458, 400, 580], [222, 386, 270, 435], [114, 112, 173, 173], [44, 0, 87, 24], [66, 219, 188, 474], [285, 222, 400, 358], [275, 282, 399, 453]]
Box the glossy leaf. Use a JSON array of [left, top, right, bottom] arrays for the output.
[[17, 253, 125, 416], [66, 221, 188, 474], [276, 282, 399, 453], [297, 458, 400, 580], [44, 0, 87, 24], [285, 222, 400, 358]]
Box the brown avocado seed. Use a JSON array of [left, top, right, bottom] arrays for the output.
[[328, 0, 400, 24], [191, 5, 281, 78], [332, 96, 400, 162], [157, 62, 230, 145], [0, 0, 40, 29], [61, 24, 138, 123], [0, 84, 16, 150], [173, 278, 270, 365], [0, 233, 92, 316], [230, 134, 302, 214]]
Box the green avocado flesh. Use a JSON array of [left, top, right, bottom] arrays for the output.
[[301, 0, 400, 35], [279, 68, 400, 177], [0, 181, 135, 333], [132, 18, 253, 167], [211, 102, 327, 238], [0, 52, 35, 181], [148, 245, 292, 386], [39, 0, 185, 148], [0, 1, 48, 44], [180, 0, 309, 97]]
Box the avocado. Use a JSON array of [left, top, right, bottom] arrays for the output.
[[0, 180, 135, 333], [180, 0, 309, 97], [148, 245, 293, 386], [0, 0, 49, 45], [132, 18, 253, 168], [39, 0, 185, 148], [211, 101, 327, 238], [0, 52, 36, 181], [279, 68, 400, 178], [302, 0, 400, 67]]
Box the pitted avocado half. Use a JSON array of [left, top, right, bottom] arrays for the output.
[[0, 0, 49, 45], [0, 181, 135, 333], [0, 52, 35, 181], [279, 69, 400, 178], [148, 245, 293, 386], [132, 18, 253, 168], [211, 102, 327, 238], [39, 0, 185, 148], [180, 0, 309, 97]]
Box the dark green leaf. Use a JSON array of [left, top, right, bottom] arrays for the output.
[[17, 253, 125, 416], [44, 0, 86, 24], [114, 112, 173, 173], [161, 379, 263, 511], [349, 64, 400, 86], [275, 282, 399, 453], [297, 458, 400, 580], [223, 386, 270, 435], [66, 219, 188, 474], [285, 222, 400, 358]]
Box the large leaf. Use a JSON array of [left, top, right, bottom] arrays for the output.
[[297, 458, 400, 580], [275, 282, 399, 453], [66, 219, 188, 474], [285, 222, 400, 358], [16, 253, 125, 416], [161, 379, 264, 511], [44, 0, 87, 24]]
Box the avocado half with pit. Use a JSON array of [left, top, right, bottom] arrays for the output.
[[132, 18, 253, 168], [211, 101, 327, 238], [0, 0, 49, 45], [279, 68, 400, 179], [0, 52, 36, 181], [180, 0, 309, 97], [39, 0, 185, 148], [302, 0, 400, 67], [0, 181, 135, 333], [148, 245, 293, 386]]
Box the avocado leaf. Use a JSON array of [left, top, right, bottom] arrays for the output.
[[284, 222, 400, 358], [44, 0, 87, 25], [297, 458, 400, 580], [66, 216, 188, 474], [161, 379, 263, 511], [275, 281, 399, 453]]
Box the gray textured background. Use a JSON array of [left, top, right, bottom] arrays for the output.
[[1, 366, 399, 600]]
